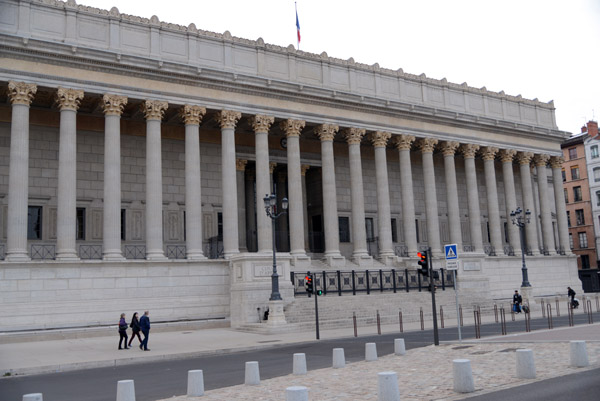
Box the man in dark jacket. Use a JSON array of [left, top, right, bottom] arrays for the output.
[[513, 290, 522, 313], [139, 310, 151, 351], [568, 287, 577, 308]]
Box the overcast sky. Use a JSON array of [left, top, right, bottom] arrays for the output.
[[80, 0, 600, 134]]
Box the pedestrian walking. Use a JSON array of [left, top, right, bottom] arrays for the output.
[[118, 313, 129, 350], [568, 287, 578, 308], [128, 312, 142, 347], [513, 290, 522, 313], [139, 310, 151, 351]]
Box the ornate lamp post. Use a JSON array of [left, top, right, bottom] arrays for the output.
[[264, 194, 288, 301], [511, 207, 531, 287]]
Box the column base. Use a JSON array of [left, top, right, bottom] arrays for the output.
[[266, 300, 287, 326], [146, 252, 167, 261], [103, 253, 125, 262], [352, 253, 373, 267], [324, 253, 345, 268], [378, 253, 398, 266], [56, 252, 80, 261], [186, 252, 207, 260], [4, 252, 31, 263]]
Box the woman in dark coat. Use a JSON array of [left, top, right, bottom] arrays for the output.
[[118, 313, 129, 350], [128, 312, 142, 347]]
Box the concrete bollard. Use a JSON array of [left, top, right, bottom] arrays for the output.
[[377, 371, 401, 401], [116, 380, 136, 401], [570, 341, 589, 367], [187, 369, 205, 396], [453, 359, 474, 393], [286, 386, 309, 401], [516, 349, 536, 379], [332, 348, 345, 368], [366, 342, 378, 361], [293, 353, 307, 375], [22, 394, 43, 401], [394, 339, 406, 356], [245, 361, 260, 385]]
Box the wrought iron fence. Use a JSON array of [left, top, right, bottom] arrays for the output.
[[484, 245, 496, 256], [394, 245, 408, 257], [124, 245, 146, 260], [78, 244, 102, 260], [204, 236, 223, 259], [31, 244, 55, 260], [503, 245, 514, 256], [525, 246, 533, 256], [166, 245, 186, 259], [463, 245, 475, 252], [291, 268, 453, 296], [557, 246, 566, 256], [540, 247, 550, 256]]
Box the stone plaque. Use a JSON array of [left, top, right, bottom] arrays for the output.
[[463, 261, 481, 271], [91, 209, 103, 239], [253, 264, 282, 277]]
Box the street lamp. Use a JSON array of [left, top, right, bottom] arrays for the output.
[[510, 207, 532, 287], [264, 193, 288, 301]]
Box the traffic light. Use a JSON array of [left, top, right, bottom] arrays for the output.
[[305, 274, 313, 294], [417, 251, 429, 276]]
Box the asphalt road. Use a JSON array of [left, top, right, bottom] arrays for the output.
[[1, 312, 597, 401]]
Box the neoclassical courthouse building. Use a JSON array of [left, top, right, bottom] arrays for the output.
[[0, 0, 582, 331]]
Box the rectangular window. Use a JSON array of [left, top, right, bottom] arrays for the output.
[[504, 222, 509, 243], [569, 233, 574, 249], [567, 211, 571, 227], [76, 208, 85, 240], [415, 219, 420, 243], [571, 166, 580, 180], [564, 188, 568, 204], [594, 168, 600, 182], [365, 218, 375, 242], [576, 209, 585, 226], [562, 169, 566, 182], [338, 216, 350, 243], [592, 145, 599, 159], [573, 186, 582, 202], [27, 206, 42, 240], [217, 212, 223, 241], [596, 191, 600, 207], [569, 147, 577, 160], [579, 232, 588, 248], [121, 209, 126, 241], [581, 254, 590, 269], [391, 218, 398, 243]]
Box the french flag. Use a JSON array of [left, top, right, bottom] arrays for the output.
[[295, 4, 301, 47]]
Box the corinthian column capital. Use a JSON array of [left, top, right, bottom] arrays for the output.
[[269, 162, 277, 174], [533, 154, 550, 167], [343, 128, 366, 145], [142, 100, 168, 120], [280, 119, 305, 137], [179, 105, 206, 125], [370, 131, 391, 147], [499, 149, 517, 163], [249, 114, 274, 133], [8, 81, 37, 105], [416, 137, 438, 153], [549, 156, 565, 169], [480, 146, 499, 161], [102, 94, 128, 116], [56, 87, 84, 111], [216, 110, 241, 129], [440, 141, 460, 156], [236, 158, 248, 171], [315, 124, 339, 141], [394, 134, 415, 150], [301, 164, 310, 176], [460, 143, 480, 158], [516, 151, 534, 165]]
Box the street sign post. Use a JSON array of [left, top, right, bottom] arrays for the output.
[[445, 244, 462, 342]]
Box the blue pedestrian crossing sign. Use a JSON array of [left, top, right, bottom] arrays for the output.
[[445, 244, 458, 260]]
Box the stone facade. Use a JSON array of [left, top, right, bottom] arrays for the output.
[[0, 0, 582, 331]]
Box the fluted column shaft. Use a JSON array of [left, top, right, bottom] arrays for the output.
[[372, 132, 394, 258], [250, 115, 274, 253], [418, 138, 441, 256], [102, 94, 127, 260], [518, 152, 540, 255], [441, 142, 462, 249], [500, 150, 520, 255], [550, 156, 571, 254], [395, 135, 417, 256], [236, 159, 248, 252], [217, 110, 241, 257], [56, 87, 84, 260], [301, 165, 310, 251], [462, 144, 484, 253], [282, 119, 307, 256], [344, 128, 368, 259], [482, 147, 502, 255], [6, 81, 36, 261], [535, 154, 555, 254]]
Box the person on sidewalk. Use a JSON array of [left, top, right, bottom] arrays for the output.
[[513, 290, 522, 313], [118, 313, 129, 350], [568, 287, 578, 308], [139, 310, 151, 351], [128, 312, 142, 347]]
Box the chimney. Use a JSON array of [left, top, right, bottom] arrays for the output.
[[582, 125, 588, 134], [587, 121, 599, 138]]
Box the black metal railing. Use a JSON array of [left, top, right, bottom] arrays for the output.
[[291, 268, 453, 296], [557, 246, 566, 256], [525, 246, 533, 256], [504, 245, 514, 256], [204, 236, 223, 259], [78, 244, 102, 260], [484, 245, 496, 256], [463, 245, 475, 252], [124, 245, 146, 260], [166, 245, 186, 259], [31, 244, 56, 260], [394, 245, 408, 257]]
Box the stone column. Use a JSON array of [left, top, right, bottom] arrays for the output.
[[143, 100, 168, 260], [102, 94, 128, 261], [371, 131, 395, 262], [534, 154, 555, 255], [55, 87, 84, 261], [245, 169, 256, 252], [236, 159, 248, 252], [441, 141, 462, 249], [550, 156, 571, 255], [301, 165, 310, 252], [499, 149, 520, 255], [216, 110, 242, 258], [481, 147, 502, 256], [5, 81, 37, 262], [281, 119, 308, 258], [517, 152, 540, 255], [249, 115, 274, 254], [180, 105, 206, 260], [416, 138, 442, 256], [461, 144, 484, 253], [343, 128, 370, 263], [315, 124, 344, 265], [394, 135, 417, 256]]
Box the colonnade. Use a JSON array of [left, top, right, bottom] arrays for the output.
[[3, 81, 571, 263]]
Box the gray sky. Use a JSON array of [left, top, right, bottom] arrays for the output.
[[81, 0, 600, 134]]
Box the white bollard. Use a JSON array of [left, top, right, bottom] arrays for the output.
[[293, 353, 307, 375], [187, 369, 205, 396], [245, 361, 260, 385], [394, 339, 406, 356], [332, 348, 346, 368], [116, 380, 136, 401], [570, 341, 589, 367], [516, 349, 536, 379], [22, 394, 43, 401], [286, 386, 309, 401], [366, 342, 378, 361], [453, 359, 474, 393], [377, 371, 401, 401]]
